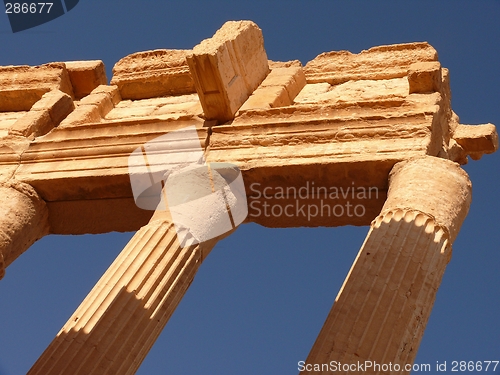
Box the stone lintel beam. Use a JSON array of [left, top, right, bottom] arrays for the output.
[[65, 61, 108, 100], [302, 156, 471, 374], [0, 181, 49, 279], [12, 117, 209, 234], [186, 20, 270, 122], [10, 98, 443, 232], [0, 63, 74, 111], [110, 49, 195, 100]]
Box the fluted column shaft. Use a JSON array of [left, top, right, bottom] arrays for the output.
[[28, 211, 218, 375], [302, 156, 472, 375]]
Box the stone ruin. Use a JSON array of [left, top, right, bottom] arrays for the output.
[[0, 20, 497, 374]]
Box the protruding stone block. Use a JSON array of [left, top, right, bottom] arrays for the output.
[[9, 90, 74, 137], [90, 84, 121, 105], [453, 123, 499, 160], [239, 85, 289, 111], [79, 92, 114, 118], [0, 63, 74, 111], [30, 90, 75, 124], [59, 105, 101, 127], [239, 66, 306, 111], [186, 20, 270, 122], [408, 61, 442, 93], [261, 66, 306, 101], [9, 110, 54, 137], [65, 60, 108, 100], [111, 50, 195, 100]]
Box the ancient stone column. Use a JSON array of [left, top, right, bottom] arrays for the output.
[[302, 156, 472, 374], [28, 160, 244, 375], [27, 209, 218, 375], [0, 181, 49, 279]]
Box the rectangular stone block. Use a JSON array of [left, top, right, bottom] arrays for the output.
[[0, 63, 74, 111], [90, 85, 122, 106], [186, 21, 270, 122], [110, 50, 195, 100], [304, 42, 438, 85], [65, 61, 108, 100], [260, 66, 306, 102], [453, 123, 499, 159], [9, 110, 54, 137], [408, 61, 442, 94], [79, 92, 114, 118], [239, 66, 307, 112], [239, 85, 290, 111], [59, 104, 101, 127], [30, 90, 75, 125]]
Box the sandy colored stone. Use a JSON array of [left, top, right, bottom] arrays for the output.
[[239, 85, 290, 111], [65, 60, 107, 100], [9, 110, 54, 138], [303, 157, 471, 374], [0, 63, 74, 111], [186, 20, 270, 121], [260, 66, 306, 100], [105, 105, 158, 120], [0, 181, 49, 279], [239, 66, 306, 111], [89, 84, 121, 105], [304, 42, 438, 85], [28, 211, 221, 375], [408, 61, 442, 94], [453, 123, 498, 160], [294, 82, 331, 103], [30, 90, 75, 124], [79, 92, 114, 118], [0, 20, 497, 375], [111, 49, 195, 99], [297, 77, 409, 105], [59, 104, 101, 127]]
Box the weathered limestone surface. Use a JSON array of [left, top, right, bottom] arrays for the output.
[[302, 157, 472, 374], [238, 65, 306, 111], [65, 60, 108, 100], [453, 123, 498, 160], [0, 19, 497, 375], [28, 204, 223, 375], [304, 42, 438, 84], [186, 20, 270, 122], [111, 49, 195, 100], [10, 90, 75, 137], [0, 181, 49, 278], [0, 63, 74, 111]]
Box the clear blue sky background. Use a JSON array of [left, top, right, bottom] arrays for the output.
[[0, 1, 499, 374]]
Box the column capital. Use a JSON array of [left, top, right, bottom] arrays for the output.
[[0, 180, 49, 278], [380, 156, 472, 242]]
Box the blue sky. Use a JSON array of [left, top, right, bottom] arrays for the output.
[[0, 1, 499, 374]]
